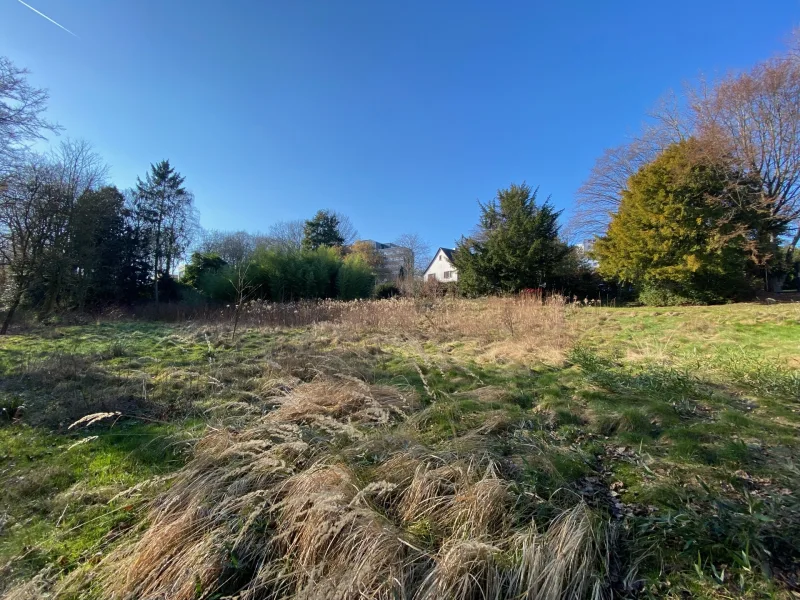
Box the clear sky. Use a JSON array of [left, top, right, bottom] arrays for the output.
[[1, 1, 799, 250]]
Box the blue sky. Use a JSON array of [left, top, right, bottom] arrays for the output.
[[1, 1, 799, 250]]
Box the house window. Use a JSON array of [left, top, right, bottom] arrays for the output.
[[427, 274, 436, 281], [439, 255, 443, 261], [443, 271, 452, 279]]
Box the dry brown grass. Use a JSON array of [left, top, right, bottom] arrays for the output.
[[418, 539, 506, 600], [267, 378, 412, 428], [511, 503, 604, 600], [330, 295, 578, 363], [6, 299, 611, 600], [86, 376, 418, 600], [33, 368, 611, 600], [269, 464, 409, 599], [129, 295, 582, 364]]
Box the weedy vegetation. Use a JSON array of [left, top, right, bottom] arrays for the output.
[[1, 298, 799, 599]]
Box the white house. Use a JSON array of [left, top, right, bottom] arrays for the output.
[[423, 248, 457, 282]]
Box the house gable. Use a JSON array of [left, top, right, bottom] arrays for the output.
[[423, 248, 458, 282]]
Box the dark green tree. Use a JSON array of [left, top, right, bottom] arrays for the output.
[[117, 190, 155, 302], [135, 160, 195, 302], [594, 140, 769, 304], [452, 183, 569, 295], [182, 252, 228, 289], [69, 186, 129, 308], [302, 210, 345, 250]]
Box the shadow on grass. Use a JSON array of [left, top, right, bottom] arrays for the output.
[[565, 346, 800, 590], [0, 352, 189, 428]]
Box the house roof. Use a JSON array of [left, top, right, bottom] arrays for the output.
[[423, 247, 456, 275]]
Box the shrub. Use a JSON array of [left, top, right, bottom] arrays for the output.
[[337, 254, 375, 300], [596, 140, 769, 302], [637, 283, 702, 306], [420, 280, 458, 299], [186, 247, 377, 303], [375, 283, 401, 299], [636, 279, 756, 306]]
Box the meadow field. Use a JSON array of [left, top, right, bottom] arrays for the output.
[[0, 298, 798, 599]]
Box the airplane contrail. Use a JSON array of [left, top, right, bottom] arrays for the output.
[[16, 0, 77, 37]]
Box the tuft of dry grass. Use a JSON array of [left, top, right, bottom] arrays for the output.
[[511, 503, 604, 600], [399, 461, 473, 526], [88, 376, 420, 600], [268, 464, 410, 599], [267, 378, 413, 428], [417, 539, 507, 600], [446, 467, 513, 539]]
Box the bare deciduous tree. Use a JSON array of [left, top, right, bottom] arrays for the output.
[[229, 260, 258, 341], [393, 232, 431, 276], [200, 229, 261, 266], [569, 93, 688, 241], [0, 159, 63, 333], [265, 219, 305, 251], [40, 139, 109, 313], [332, 211, 359, 246], [0, 57, 60, 174], [692, 51, 800, 258]]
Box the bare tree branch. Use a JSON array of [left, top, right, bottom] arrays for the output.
[[0, 57, 61, 175]]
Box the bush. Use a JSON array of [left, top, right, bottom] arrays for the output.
[[637, 279, 756, 306], [374, 283, 401, 299], [185, 247, 378, 303], [637, 283, 701, 307], [420, 279, 458, 299], [182, 252, 227, 288], [337, 255, 375, 300], [156, 274, 182, 302], [596, 140, 770, 303]]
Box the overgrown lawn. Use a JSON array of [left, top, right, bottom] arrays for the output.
[[1, 300, 798, 599]]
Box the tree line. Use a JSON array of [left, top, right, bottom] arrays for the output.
[[185, 210, 399, 309], [574, 34, 800, 302], [0, 56, 434, 332], [1, 57, 200, 331], [0, 136, 197, 333], [8, 29, 799, 318]]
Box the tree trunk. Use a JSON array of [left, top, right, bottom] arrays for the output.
[[153, 211, 163, 304], [153, 246, 160, 305], [232, 306, 241, 341], [767, 273, 787, 293], [42, 260, 65, 315], [788, 230, 800, 292], [1, 288, 24, 335]]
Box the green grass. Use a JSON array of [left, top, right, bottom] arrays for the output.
[[1, 302, 799, 598], [0, 421, 195, 586]]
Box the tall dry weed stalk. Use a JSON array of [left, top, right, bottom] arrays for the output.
[[200, 295, 580, 362], [114, 295, 580, 356]]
